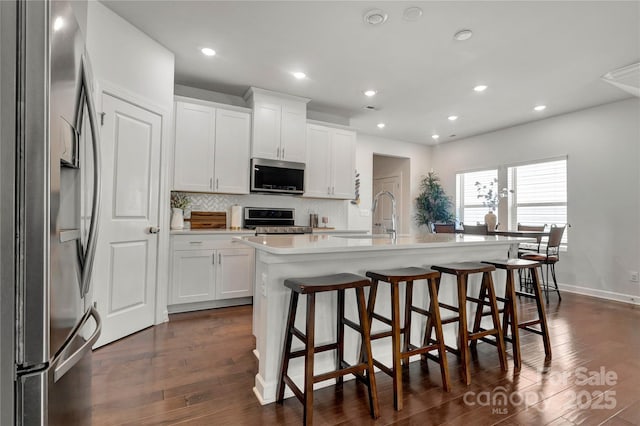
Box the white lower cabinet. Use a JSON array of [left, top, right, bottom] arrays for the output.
[[169, 234, 254, 312]]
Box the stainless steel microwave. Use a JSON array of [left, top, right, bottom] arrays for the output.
[[250, 158, 305, 195]]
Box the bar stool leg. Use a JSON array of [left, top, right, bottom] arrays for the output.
[[456, 275, 471, 386], [391, 281, 403, 410], [505, 270, 521, 372], [531, 267, 552, 361], [366, 279, 379, 329], [277, 292, 299, 403], [402, 280, 414, 367], [336, 289, 345, 386], [422, 278, 440, 355], [428, 276, 451, 391], [484, 272, 508, 371], [303, 294, 316, 426], [469, 279, 488, 354], [356, 287, 380, 419]]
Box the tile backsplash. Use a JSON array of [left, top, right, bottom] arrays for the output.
[[173, 192, 349, 229]]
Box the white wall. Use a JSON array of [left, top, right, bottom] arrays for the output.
[[349, 133, 432, 234], [431, 98, 640, 302], [86, 2, 175, 109]]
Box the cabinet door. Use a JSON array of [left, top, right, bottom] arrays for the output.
[[214, 109, 251, 194], [170, 249, 216, 304], [216, 248, 254, 299], [280, 103, 307, 162], [173, 102, 215, 191], [251, 102, 281, 160], [304, 124, 332, 198], [330, 129, 356, 199]]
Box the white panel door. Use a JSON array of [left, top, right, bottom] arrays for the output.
[[214, 108, 250, 194], [304, 124, 331, 198], [170, 249, 216, 304], [93, 93, 161, 347], [330, 129, 356, 199], [173, 101, 215, 191], [280, 103, 306, 162], [252, 102, 280, 160], [216, 248, 254, 299]]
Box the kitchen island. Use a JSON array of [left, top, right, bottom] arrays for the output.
[[237, 233, 532, 404]]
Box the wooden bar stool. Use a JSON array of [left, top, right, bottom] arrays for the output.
[[480, 259, 552, 372], [430, 262, 507, 385], [364, 267, 450, 411], [276, 273, 379, 425]]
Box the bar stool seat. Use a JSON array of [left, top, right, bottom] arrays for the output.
[[481, 259, 552, 372], [277, 273, 379, 425], [364, 267, 450, 411], [430, 262, 508, 385]]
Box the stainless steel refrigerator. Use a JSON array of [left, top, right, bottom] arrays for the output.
[[1, 0, 102, 424]]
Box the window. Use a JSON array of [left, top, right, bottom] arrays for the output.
[[456, 169, 498, 226], [508, 158, 568, 243]]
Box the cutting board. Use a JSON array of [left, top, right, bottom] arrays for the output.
[[189, 211, 226, 229]]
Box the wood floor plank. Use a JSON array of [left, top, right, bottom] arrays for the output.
[[91, 294, 640, 425]]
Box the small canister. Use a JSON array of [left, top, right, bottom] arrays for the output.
[[309, 213, 318, 228]]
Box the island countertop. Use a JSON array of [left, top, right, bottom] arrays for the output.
[[235, 233, 533, 255]]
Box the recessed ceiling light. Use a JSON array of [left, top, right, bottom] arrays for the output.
[[453, 29, 473, 41], [448, 115, 458, 121], [363, 105, 378, 111], [364, 9, 388, 25], [53, 16, 65, 32], [474, 85, 488, 92], [432, 134, 440, 140], [377, 123, 386, 129], [403, 6, 423, 21], [364, 90, 377, 97], [292, 71, 307, 80], [534, 105, 547, 111], [201, 47, 216, 57]]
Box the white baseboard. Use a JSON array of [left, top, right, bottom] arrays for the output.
[[558, 283, 640, 306]]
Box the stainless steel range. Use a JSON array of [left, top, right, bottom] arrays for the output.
[[243, 207, 312, 235]]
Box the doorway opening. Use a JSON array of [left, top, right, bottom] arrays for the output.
[[372, 154, 410, 235]]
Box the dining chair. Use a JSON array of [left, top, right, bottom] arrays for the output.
[[516, 223, 547, 255], [433, 223, 456, 234], [461, 223, 488, 235], [520, 224, 566, 303]]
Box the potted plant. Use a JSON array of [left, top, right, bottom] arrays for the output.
[[170, 192, 190, 230], [415, 171, 454, 232], [475, 178, 511, 230]]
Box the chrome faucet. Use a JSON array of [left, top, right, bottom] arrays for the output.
[[372, 191, 397, 240]]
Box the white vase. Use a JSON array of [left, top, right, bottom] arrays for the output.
[[171, 207, 184, 230], [484, 211, 497, 231]]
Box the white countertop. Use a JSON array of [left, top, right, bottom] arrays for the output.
[[236, 233, 534, 255], [170, 228, 368, 235]]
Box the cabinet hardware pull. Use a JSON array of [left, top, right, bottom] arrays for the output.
[[218, 253, 222, 264], [216, 178, 219, 190], [281, 147, 285, 158], [276, 147, 280, 159], [189, 241, 203, 244], [327, 186, 331, 194], [210, 177, 213, 189], [148, 226, 161, 234]]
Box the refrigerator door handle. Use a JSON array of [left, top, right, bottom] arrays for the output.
[[53, 306, 101, 383], [79, 56, 102, 298]]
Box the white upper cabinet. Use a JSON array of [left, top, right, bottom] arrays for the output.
[[173, 102, 215, 192], [304, 122, 356, 199], [304, 124, 332, 197], [244, 87, 310, 163], [214, 108, 251, 194], [173, 98, 251, 194]]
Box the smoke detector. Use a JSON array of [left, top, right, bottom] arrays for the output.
[[364, 9, 388, 25]]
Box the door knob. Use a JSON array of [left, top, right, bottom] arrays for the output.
[[148, 226, 161, 234]]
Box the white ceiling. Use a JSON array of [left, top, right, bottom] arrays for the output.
[[101, 1, 640, 145]]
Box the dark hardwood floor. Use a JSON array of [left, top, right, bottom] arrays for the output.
[[91, 293, 640, 425]]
